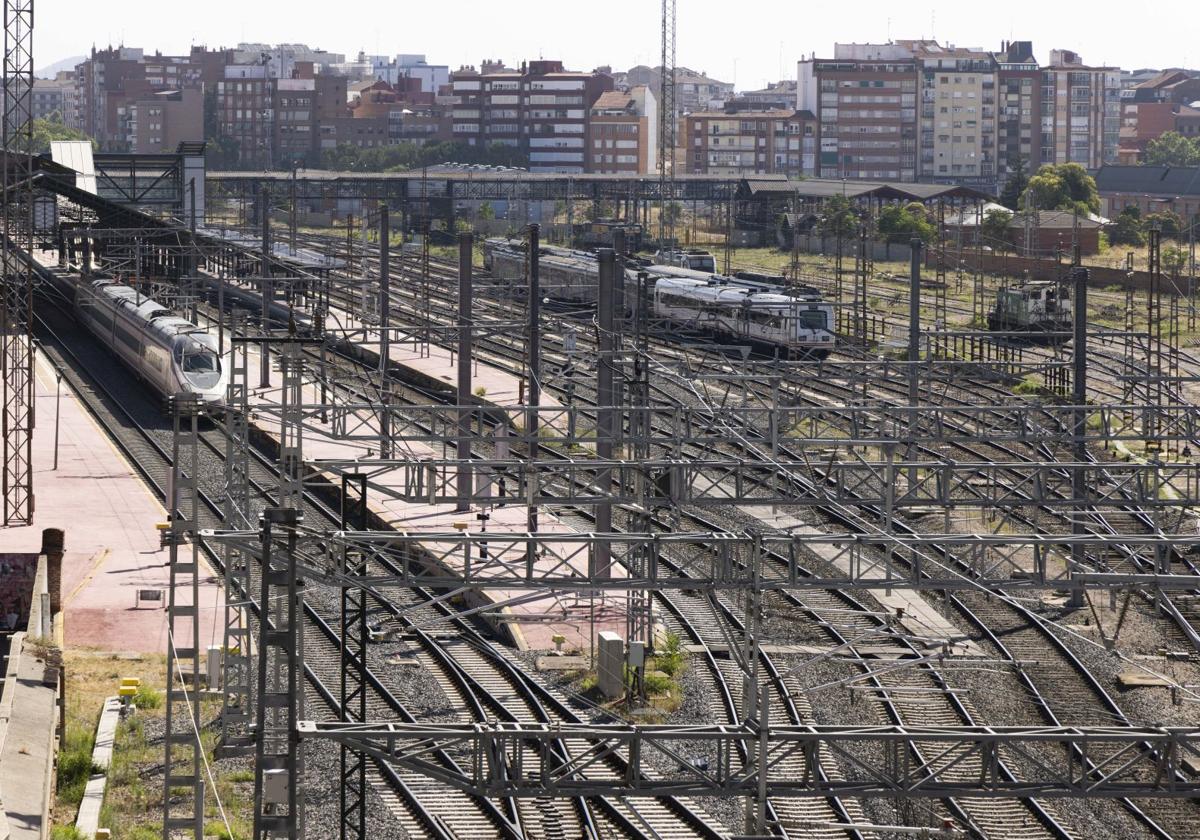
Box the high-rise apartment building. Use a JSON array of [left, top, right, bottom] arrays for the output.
[[995, 41, 1041, 182], [798, 44, 918, 181], [799, 40, 1123, 190], [74, 46, 230, 150], [1040, 50, 1121, 170], [450, 60, 613, 173], [905, 41, 998, 185]]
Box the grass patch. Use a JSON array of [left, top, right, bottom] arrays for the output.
[[50, 827, 88, 840], [1013, 374, 1045, 396], [133, 685, 162, 710]]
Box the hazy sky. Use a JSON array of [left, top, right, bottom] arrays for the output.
[[37, 0, 1193, 86]]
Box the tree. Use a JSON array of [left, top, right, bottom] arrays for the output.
[[876, 202, 935, 243], [980, 208, 1014, 251], [1022, 162, 1100, 216], [1144, 209, 1184, 239], [477, 201, 496, 221], [1108, 206, 1146, 247], [999, 157, 1029, 211], [1143, 131, 1200, 167], [818, 194, 859, 238], [15, 116, 94, 155], [1164, 245, 1190, 273]]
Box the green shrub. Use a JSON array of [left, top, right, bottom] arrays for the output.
[[654, 632, 686, 677], [133, 685, 162, 710], [643, 670, 674, 696]]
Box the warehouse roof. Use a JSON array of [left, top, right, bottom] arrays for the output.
[[1095, 165, 1200, 197], [738, 175, 992, 203]]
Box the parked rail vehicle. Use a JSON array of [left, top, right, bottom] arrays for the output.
[[653, 275, 835, 359], [654, 248, 717, 272], [70, 277, 229, 409], [483, 238, 622, 306], [987, 279, 1073, 343], [572, 220, 644, 251]]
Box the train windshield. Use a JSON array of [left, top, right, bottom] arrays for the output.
[[174, 337, 223, 389], [796, 309, 828, 331]]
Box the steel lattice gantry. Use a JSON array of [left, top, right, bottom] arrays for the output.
[[1, 0, 34, 524], [300, 720, 1200, 800]]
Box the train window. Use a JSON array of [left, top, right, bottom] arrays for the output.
[[183, 352, 218, 373], [797, 310, 828, 330]]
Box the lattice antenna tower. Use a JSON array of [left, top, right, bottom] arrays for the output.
[[657, 0, 676, 246], [1, 0, 34, 525]]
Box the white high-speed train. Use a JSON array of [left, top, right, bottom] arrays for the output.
[[653, 275, 835, 359], [73, 278, 229, 410]]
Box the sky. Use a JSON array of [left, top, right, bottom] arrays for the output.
[[36, 0, 1195, 86]]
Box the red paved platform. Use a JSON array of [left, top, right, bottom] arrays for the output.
[[0, 352, 220, 654]]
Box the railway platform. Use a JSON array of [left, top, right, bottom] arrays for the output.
[[0, 350, 220, 654]]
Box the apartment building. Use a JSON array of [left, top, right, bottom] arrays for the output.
[[31, 74, 74, 122], [128, 88, 203, 153], [797, 44, 918, 181], [995, 41, 1041, 182], [799, 40, 1124, 190], [906, 42, 998, 186], [588, 87, 657, 174], [74, 46, 232, 149], [684, 109, 815, 177], [1118, 70, 1200, 162], [1040, 50, 1121, 169], [217, 63, 274, 167], [451, 60, 613, 173], [347, 79, 450, 146]]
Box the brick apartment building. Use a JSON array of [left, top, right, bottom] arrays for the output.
[[75, 46, 231, 151], [797, 44, 919, 181], [798, 40, 1123, 191], [588, 86, 656, 174], [995, 41, 1042, 183], [129, 89, 203, 153], [219, 61, 351, 168], [1118, 70, 1200, 162], [684, 109, 815, 177], [450, 60, 614, 173]]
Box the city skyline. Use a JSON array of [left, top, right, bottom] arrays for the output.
[[38, 0, 1196, 87]]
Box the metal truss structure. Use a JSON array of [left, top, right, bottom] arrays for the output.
[[290, 454, 1200, 509], [1, 0, 34, 524], [232, 399, 1200, 448], [202, 527, 1200, 595], [162, 396, 205, 839], [300, 720, 1200, 800], [252, 508, 305, 840]]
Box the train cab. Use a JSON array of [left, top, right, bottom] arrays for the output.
[[172, 333, 224, 397], [988, 279, 1073, 343]]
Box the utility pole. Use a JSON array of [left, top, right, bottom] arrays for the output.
[[457, 233, 473, 512], [260, 189, 272, 388], [527, 224, 541, 537], [596, 249, 616, 577], [657, 0, 677, 247], [1069, 266, 1088, 610]]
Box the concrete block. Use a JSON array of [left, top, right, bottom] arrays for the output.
[[597, 631, 625, 699]]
